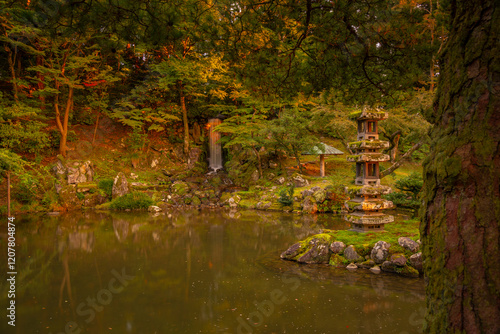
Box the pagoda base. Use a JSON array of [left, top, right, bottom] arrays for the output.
[[345, 212, 394, 232]]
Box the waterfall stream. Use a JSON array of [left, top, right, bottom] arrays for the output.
[[208, 118, 223, 172]]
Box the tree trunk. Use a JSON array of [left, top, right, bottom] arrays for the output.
[[179, 84, 189, 156], [55, 86, 74, 157], [421, 1, 500, 333], [380, 140, 423, 178], [390, 133, 400, 162], [252, 146, 263, 178], [4, 44, 18, 102]]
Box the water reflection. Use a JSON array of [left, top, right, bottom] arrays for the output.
[[0, 210, 424, 334]]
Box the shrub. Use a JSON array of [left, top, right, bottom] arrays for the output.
[[98, 179, 114, 198], [278, 185, 295, 206], [384, 172, 423, 212], [109, 192, 154, 210], [126, 128, 148, 151]]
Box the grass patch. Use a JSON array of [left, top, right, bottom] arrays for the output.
[[325, 219, 420, 249], [109, 192, 154, 210]]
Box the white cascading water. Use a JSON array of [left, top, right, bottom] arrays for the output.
[[208, 118, 223, 172]]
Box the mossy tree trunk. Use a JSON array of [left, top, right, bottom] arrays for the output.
[[421, 0, 499, 333]]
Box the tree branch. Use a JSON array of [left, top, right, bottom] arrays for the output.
[[380, 139, 424, 178]]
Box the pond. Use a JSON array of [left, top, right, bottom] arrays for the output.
[[0, 210, 425, 334]]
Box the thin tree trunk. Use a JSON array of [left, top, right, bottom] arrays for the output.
[[380, 140, 423, 178], [391, 133, 401, 162], [180, 87, 189, 155], [252, 146, 263, 178], [421, 0, 500, 332], [4, 44, 18, 102], [92, 113, 100, 145]]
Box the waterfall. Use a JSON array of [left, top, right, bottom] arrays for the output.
[[208, 118, 223, 172]]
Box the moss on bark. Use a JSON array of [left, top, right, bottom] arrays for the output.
[[421, 1, 500, 332]]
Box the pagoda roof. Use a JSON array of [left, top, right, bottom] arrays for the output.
[[303, 143, 344, 155], [348, 110, 388, 121]]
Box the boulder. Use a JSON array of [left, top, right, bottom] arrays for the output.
[[112, 172, 129, 199], [148, 205, 162, 212], [381, 260, 397, 273], [390, 253, 407, 267], [371, 241, 391, 264], [346, 263, 358, 270], [370, 265, 381, 274], [250, 169, 260, 182], [297, 237, 331, 264], [398, 237, 420, 253], [344, 245, 363, 262], [276, 177, 286, 185], [329, 241, 346, 254], [228, 197, 238, 208], [410, 252, 423, 272], [292, 174, 309, 187], [280, 243, 303, 260], [302, 196, 318, 214], [256, 202, 272, 210], [191, 196, 201, 206], [67, 161, 94, 184], [171, 181, 189, 196], [358, 259, 375, 269], [301, 189, 314, 198], [312, 189, 327, 204], [187, 147, 202, 169], [51, 160, 67, 181]]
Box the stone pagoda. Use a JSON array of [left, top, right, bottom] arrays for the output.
[[344, 109, 394, 232]]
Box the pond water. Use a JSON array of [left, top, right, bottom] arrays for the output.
[[0, 210, 425, 334]]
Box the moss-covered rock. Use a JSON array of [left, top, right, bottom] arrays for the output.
[[297, 236, 332, 264], [191, 196, 201, 206], [329, 254, 345, 267], [396, 264, 420, 278], [171, 181, 189, 196]]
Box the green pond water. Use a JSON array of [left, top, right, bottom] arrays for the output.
[[1, 210, 425, 334]]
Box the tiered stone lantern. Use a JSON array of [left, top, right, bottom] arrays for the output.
[[344, 109, 394, 232]]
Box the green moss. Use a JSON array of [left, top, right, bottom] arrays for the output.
[[171, 182, 189, 196], [191, 196, 201, 206], [109, 192, 154, 210], [98, 179, 114, 198], [329, 254, 345, 267], [396, 265, 420, 278], [348, 111, 363, 120], [238, 199, 257, 209], [95, 202, 111, 210]]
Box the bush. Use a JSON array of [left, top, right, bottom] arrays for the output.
[[278, 185, 295, 206], [14, 182, 36, 204], [384, 172, 423, 211], [98, 179, 114, 199], [109, 192, 154, 210], [126, 128, 148, 151], [384, 192, 420, 209], [0, 121, 50, 154], [394, 172, 423, 198]]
